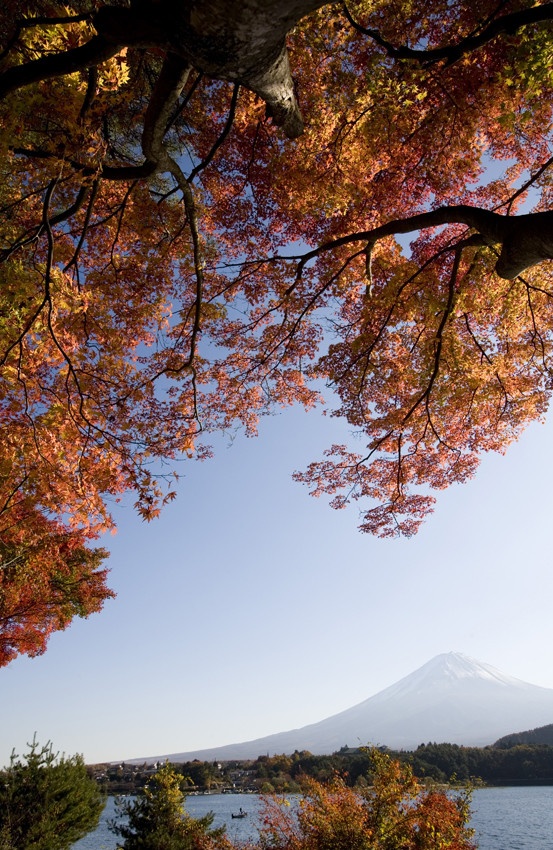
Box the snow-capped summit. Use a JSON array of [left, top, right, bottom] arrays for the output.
[[371, 652, 534, 700], [130, 653, 553, 763]]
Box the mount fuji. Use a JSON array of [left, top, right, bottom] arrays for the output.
[[132, 653, 553, 762]]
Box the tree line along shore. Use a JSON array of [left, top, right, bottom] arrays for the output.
[[89, 739, 553, 795]]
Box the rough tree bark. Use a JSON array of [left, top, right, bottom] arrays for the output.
[[2, 0, 331, 138]]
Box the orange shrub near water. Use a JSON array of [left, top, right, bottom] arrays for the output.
[[257, 749, 475, 850]]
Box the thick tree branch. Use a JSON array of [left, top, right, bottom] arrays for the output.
[[0, 12, 93, 62], [100, 54, 191, 179], [44, 54, 190, 182], [0, 35, 124, 100], [343, 1, 553, 66], [141, 54, 191, 162], [293, 205, 553, 279], [243, 41, 305, 138]]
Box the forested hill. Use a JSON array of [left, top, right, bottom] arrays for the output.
[[494, 723, 553, 748], [407, 742, 553, 785]]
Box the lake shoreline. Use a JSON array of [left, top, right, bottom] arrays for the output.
[[74, 786, 553, 850]]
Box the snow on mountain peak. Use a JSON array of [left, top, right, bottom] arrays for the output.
[[423, 652, 515, 682], [369, 652, 533, 703], [422, 652, 533, 686]]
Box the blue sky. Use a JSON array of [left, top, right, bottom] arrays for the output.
[[2, 394, 553, 768]]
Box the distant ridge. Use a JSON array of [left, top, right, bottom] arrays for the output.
[[125, 653, 553, 764], [494, 722, 553, 748]]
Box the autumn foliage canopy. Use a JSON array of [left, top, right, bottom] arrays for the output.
[[2, 0, 553, 660]]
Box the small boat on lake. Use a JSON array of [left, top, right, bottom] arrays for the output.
[[232, 808, 247, 819]]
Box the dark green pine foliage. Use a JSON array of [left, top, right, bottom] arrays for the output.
[[0, 737, 105, 850], [494, 723, 553, 748], [111, 763, 229, 850]]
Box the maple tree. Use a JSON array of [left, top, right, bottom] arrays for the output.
[[258, 748, 475, 850], [0, 514, 111, 665], [2, 0, 553, 657]]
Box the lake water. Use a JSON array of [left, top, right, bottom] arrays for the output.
[[73, 787, 553, 849]]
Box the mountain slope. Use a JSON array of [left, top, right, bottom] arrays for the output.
[[128, 653, 553, 763]]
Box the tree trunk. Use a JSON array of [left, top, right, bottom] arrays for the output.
[[495, 211, 553, 279], [1, 0, 331, 138], [97, 0, 332, 137]]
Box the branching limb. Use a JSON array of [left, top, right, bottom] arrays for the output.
[[0, 12, 94, 62], [141, 54, 191, 163], [292, 204, 553, 280], [79, 67, 99, 123], [188, 84, 240, 182], [158, 158, 204, 431], [0, 35, 123, 101], [0, 184, 90, 264], [9, 53, 191, 185], [399, 249, 461, 428], [64, 179, 101, 272], [0, 180, 59, 367], [364, 241, 375, 297], [342, 1, 553, 66], [101, 53, 191, 180], [500, 155, 553, 215], [0, 4, 172, 102]]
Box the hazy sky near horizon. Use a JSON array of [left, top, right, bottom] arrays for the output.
[[2, 391, 553, 768]]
